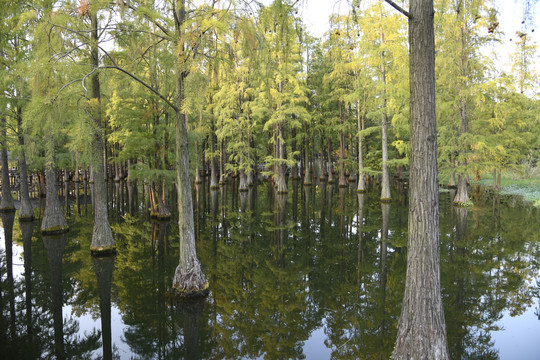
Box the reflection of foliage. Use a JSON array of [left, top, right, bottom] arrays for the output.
[[3, 181, 540, 358]]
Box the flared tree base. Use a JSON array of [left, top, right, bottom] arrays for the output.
[[357, 189, 366, 194], [41, 226, 69, 235], [150, 212, 172, 221], [91, 245, 117, 257], [19, 214, 35, 221], [172, 261, 210, 298], [0, 206, 15, 213], [453, 200, 473, 208]]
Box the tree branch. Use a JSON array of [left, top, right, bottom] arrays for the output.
[[100, 65, 178, 112], [384, 0, 410, 18]]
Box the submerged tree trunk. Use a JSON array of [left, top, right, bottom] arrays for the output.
[[41, 140, 68, 234], [0, 117, 14, 212], [172, 4, 208, 296], [238, 169, 248, 192], [89, 11, 115, 255], [393, 0, 449, 358], [453, 174, 470, 206]]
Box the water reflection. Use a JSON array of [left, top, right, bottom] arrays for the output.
[[1, 181, 540, 358], [92, 256, 114, 360]]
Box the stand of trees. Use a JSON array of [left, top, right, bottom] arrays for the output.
[[0, 0, 538, 354]]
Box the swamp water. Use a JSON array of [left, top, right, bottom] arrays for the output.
[[1, 180, 540, 359]]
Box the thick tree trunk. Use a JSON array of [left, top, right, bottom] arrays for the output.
[[171, 15, 208, 296], [0, 117, 14, 211], [453, 174, 470, 206], [393, 1, 449, 358], [41, 141, 68, 234], [90, 11, 115, 255], [238, 169, 248, 192]]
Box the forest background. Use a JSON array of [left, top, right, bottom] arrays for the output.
[[2, 0, 538, 214]]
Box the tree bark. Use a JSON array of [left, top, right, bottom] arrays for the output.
[[0, 117, 15, 211], [171, 1, 208, 297], [453, 174, 470, 205], [89, 10, 115, 255], [379, 6, 391, 202], [41, 141, 68, 234], [357, 100, 366, 193], [393, 1, 449, 358], [338, 100, 347, 187]]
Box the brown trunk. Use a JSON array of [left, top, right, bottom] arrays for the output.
[[393, 1, 449, 358], [17, 113, 33, 219]]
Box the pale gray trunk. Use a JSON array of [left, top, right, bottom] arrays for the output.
[[381, 111, 391, 201], [453, 174, 470, 205], [238, 169, 248, 192], [210, 126, 219, 189], [275, 124, 287, 194], [0, 117, 14, 211], [18, 133, 33, 219], [89, 11, 115, 255], [41, 141, 68, 234], [357, 101, 366, 193], [327, 138, 334, 184], [171, 15, 208, 295], [379, 9, 391, 202], [393, 0, 449, 358]]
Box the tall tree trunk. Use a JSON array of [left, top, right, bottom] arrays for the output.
[[393, 0, 449, 358], [357, 100, 366, 193], [379, 13, 391, 202], [17, 118, 33, 220], [90, 10, 115, 255], [0, 117, 14, 211], [41, 140, 68, 234], [172, 1, 208, 297], [275, 124, 287, 194], [210, 120, 219, 189], [338, 100, 347, 187], [304, 134, 312, 186], [327, 137, 334, 184]]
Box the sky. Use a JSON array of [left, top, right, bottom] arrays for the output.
[[257, 0, 539, 83]]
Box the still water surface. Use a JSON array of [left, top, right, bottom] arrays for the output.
[[1, 180, 539, 359]]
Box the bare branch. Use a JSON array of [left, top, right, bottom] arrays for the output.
[[100, 65, 178, 112], [384, 0, 410, 18]]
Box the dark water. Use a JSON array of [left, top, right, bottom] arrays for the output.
[[1, 179, 540, 359]]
